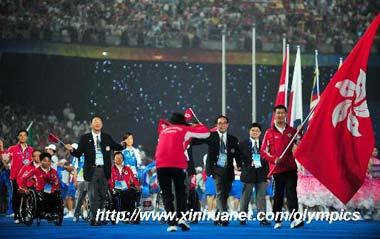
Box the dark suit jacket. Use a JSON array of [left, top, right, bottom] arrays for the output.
[[186, 144, 196, 175], [71, 132, 124, 181], [194, 131, 242, 182], [239, 138, 269, 183]]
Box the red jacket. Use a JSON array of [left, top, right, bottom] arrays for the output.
[[7, 144, 34, 180], [260, 124, 298, 176], [19, 167, 60, 193], [17, 163, 40, 188], [155, 124, 210, 169], [109, 165, 140, 190]]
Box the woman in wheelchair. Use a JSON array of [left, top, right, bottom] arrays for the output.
[[109, 152, 140, 223], [18, 152, 64, 226]]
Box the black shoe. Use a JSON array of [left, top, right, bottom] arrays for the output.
[[260, 219, 271, 226], [221, 220, 229, 226], [178, 220, 190, 231], [239, 220, 246, 225], [89, 219, 102, 226], [131, 219, 140, 225]]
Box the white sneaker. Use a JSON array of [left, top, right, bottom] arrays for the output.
[[178, 219, 190, 231], [83, 210, 88, 219], [14, 219, 20, 224], [64, 212, 74, 218], [167, 225, 177, 232], [290, 219, 304, 228], [274, 222, 282, 229]]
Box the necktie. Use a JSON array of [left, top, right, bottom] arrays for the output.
[[96, 136, 101, 150], [220, 134, 226, 153]]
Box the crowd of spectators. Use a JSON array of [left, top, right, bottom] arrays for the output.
[[0, 102, 89, 159], [0, 0, 379, 53]]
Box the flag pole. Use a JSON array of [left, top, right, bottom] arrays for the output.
[[279, 106, 316, 159], [222, 24, 226, 116], [252, 24, 256, 122], [338, 57, 343, 69], [189, 108, 201, 124], [50, 133, 66, 146], [315, 49, 320, 98], [282, 37, 286, 61], [26, 121, 34, 132], [285, 44, 290, 107]]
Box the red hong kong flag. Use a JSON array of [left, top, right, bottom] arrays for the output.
[[295, 15, 380, 204], [184, 108, 194, 121]]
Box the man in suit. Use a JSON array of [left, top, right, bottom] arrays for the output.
[[239, 123, 270, 226], [194, 115, 242, 226], [65, 116, 126, 226]]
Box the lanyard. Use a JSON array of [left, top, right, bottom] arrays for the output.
[[18, 144, 30, 159]]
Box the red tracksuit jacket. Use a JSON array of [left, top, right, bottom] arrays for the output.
[[19, 166, 60, 193], [109, 165, 140, 190], [155, 124, 210, 169], [7, 144, 34, 180], [260, 124, 298, 176], [17, 163, 40, 188]]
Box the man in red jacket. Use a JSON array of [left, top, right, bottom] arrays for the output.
[[109, 151, 140, 221], [155, 113, 210, 232], [19, 152, 62, 219], [1, 130, 33, 223], [260, 105, 303, 229], [17, 149, 41, 190]]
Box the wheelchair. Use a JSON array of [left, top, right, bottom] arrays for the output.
[[109, 187, 140, 224], [19, 188, 64, 226]]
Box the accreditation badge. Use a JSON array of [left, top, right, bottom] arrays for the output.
[[252, 154, 262, 168]]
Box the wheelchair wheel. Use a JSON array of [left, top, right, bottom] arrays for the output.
[[104, 190, 115, 211], [104, 190, 115, 225], [19, 189, 37, 226], [54, 193, 64, 226]]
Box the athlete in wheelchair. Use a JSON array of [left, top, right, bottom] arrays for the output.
[[108, 152, 140, 224], [18, 152, 64, 226]]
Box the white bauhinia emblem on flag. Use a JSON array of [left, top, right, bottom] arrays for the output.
[[332, 69, 369, 137]]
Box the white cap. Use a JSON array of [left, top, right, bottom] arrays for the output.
[[45, 144, 57, 151]]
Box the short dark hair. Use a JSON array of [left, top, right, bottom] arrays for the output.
[[40, 152, 52, 161], [114, 151, 124, 161], [273, 105, 287, 112], [249, 123, 262, 131], [214, 115, 229, 124], [123, 132, 133, 141], [169, 113, 187, 125], [32, 149, 42, 154], [91, 115, 103, 122], [17, 129, 29, 136]]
